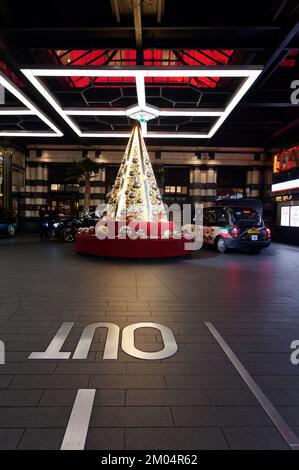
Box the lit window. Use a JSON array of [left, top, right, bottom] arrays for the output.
[[66, 184, 79, 192], [51, 184, 65, 191]]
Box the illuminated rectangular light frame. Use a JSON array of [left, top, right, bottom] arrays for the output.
[[0, 71, 63, 137], [272, 178, 299, 193], [21, 66, 262, 139]]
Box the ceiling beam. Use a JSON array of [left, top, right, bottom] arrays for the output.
[[272, 116, 299, 139], [272, 0, 288, 21], [111, 0, 121, 23], [66, 50, 93, 65], [0, 25, 285, 50], [157, 0, 163, 23], [244, 102, 297, 108], [133, 0, 143, 54], [0, 1, 12, 25], [257, 21, 299, 87]]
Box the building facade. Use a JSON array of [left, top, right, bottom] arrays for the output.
[[17, 144, 273, 230]]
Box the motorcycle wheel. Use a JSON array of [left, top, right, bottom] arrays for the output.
[[61, 227, 75, 243]]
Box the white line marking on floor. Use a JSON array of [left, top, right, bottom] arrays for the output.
[[205, 321, 299, 451], [61, 388, 96, 450]]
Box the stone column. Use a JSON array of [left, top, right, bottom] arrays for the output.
[[24, 163, 48, 219], [263, 166, 272, 203], [246, 167, 262, 198], [91, 166, 106, 210], [25, 165, 36, 218], [189, 166, 201, 203], [205, 167, 217, 208], [190, 165, 217, 208]]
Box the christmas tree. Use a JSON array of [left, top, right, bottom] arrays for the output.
[[105, 123, 167, 222]]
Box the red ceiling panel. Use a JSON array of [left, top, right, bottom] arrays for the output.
[[54, 49, 234, 89]]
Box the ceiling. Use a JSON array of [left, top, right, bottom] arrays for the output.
[[0, 0, 298, 149]]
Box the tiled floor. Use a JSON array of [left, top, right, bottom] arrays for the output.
[[0, 235, 299, 449]]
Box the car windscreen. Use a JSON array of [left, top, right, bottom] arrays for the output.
[[232, 208, 260, 224]]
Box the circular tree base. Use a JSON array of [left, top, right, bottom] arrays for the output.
[[75, 234, 192, 258]]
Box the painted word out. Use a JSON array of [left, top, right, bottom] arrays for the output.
[[29, 322, 178, 361]]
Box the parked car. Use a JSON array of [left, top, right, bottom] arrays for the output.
[[51, 210, 99, 242], [0, 209, 17, 238], [203, 206, 271, 253]]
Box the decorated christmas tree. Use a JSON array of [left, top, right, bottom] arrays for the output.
[[105, 123, 167, 222]]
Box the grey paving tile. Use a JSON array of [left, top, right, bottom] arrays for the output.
[[187, 343, 221, 353], [9, 375, 90, 389], [0, 390, 42, 406], [215, 326, 282, 336], [175, 335, 215, 344], [17, 327, 56, 335], [284, 390, 299, 405], [225, 336, 284, 344], [237, 343, 294, 353], [0, 363, 57, 375], [165, 375, 243, 389], [255, 376, 299, 389], [90, 406, 173, 427], [126, 389, 209, 406], [6, 320, 55, 328], [193, 362, 236, 375], [0, 429, 24, 450], [5, 352, 34, 362], [222, 427, 290, 450], [6, 342, 50, 352], [246, 363, 299, 376], [162, 352, 226, 363], [94, 390, 126, 406], [264, 390, 295, 406], [178, 325, 216, 335], [39, 389, 125, 407], [125, 427, 228, 450], [277, 406, 299, 425], [127, 363, 196, 375], [101, 288, 138, 301], [206, 390, 259, 406], [90, 375, 165, 389], [132, 333, 161, 342], [0, 407, 70, 427], [86, 428, 125, 450], [0, 375, 13, 389], [39, 390, 78, 407], [18, 428, 64, 450], [238, 352, 292, 364], [0, 326, 22, 333], [0, 334, 44, 342], [55, 363, 126, 375], [172, 406, 268, 426]]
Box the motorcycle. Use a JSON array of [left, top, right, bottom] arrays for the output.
[[51, 210, 99, 243]]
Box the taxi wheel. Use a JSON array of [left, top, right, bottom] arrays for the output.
[[7, 224, 16, 238], [216, 236, 226, 253]]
